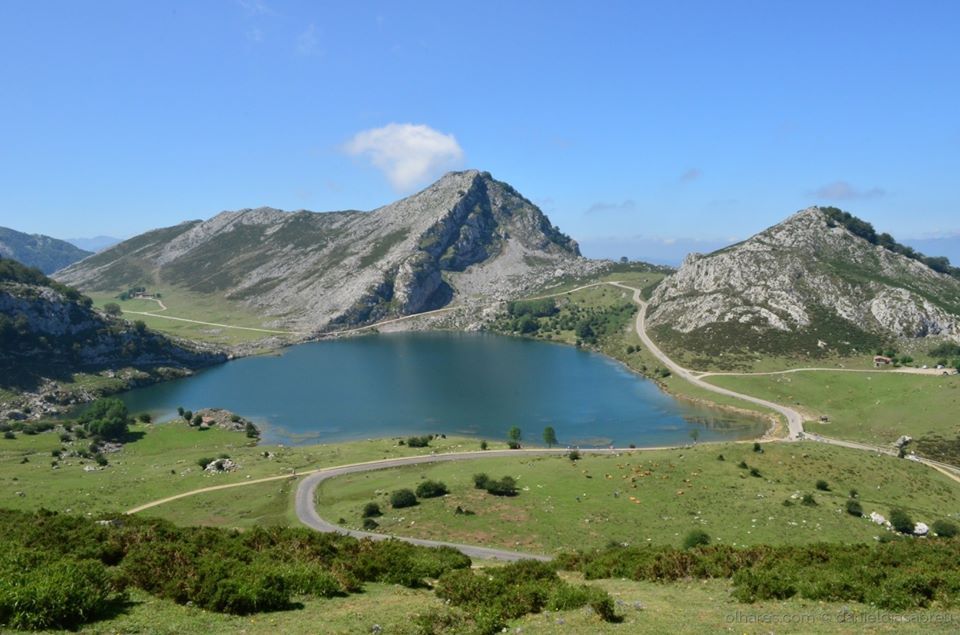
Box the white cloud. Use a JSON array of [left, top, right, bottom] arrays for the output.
[[237, 0, 274, 16], [343, 123, 464, 190], [297, 24, 319, 55], [810, 180, 885, 200], [585, 200, 637, 215]]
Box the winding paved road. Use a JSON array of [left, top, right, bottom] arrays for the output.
[[126, 279, 960, 561], [608, 282, 806, 440], [296, 450, 574, 561]]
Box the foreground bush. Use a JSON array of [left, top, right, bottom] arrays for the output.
[[0, 549, 124, 630], [434, 559, 619, 633], [0, 509, 473, 628], [557, 539, 960, 610]]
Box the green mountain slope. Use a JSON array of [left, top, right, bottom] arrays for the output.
[[0, 226, 92, 274]]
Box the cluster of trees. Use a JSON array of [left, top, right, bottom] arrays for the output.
[[115, 286, 153, 301], [821, 207, 960, 277], [504, 426, 558, 449], [497, 297, 635, 346], [77, 398, 130, 440]]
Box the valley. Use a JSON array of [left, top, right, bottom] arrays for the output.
[[5, 182, 960, 634]]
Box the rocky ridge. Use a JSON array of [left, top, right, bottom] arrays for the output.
[[57, 171, 598, 332], [647, 207, 960, 356]]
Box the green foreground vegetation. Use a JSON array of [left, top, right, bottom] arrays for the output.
[[2, 410, 960, 632]]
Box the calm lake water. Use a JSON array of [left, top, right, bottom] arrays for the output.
[[119, 332, 765, 447]]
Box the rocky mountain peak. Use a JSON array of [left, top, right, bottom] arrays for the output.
[[647, 206, 960, 362], [55, 171, 593, 332]]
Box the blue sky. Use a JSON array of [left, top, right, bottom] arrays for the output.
[[1, 1, 958, 262]]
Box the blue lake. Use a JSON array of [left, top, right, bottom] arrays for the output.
[[119, 332, 765, 447]]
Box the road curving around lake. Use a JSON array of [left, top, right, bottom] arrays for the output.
[[607, 282, 806, 440]]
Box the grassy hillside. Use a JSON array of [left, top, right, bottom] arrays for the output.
[[87, 286, 292, 346], [706, 371, 960, 451], [314, 442, 960, 553]]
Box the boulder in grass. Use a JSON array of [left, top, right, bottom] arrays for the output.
[[914, 522, 929, 536]]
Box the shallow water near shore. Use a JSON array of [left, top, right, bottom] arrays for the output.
[[119, 331, 765, 447]]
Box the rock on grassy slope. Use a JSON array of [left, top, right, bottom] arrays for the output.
[[647, 206, 960, 363], [57, 170, 597, 332]]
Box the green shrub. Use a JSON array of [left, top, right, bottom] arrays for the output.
[[752, 442, 763, 453], [483, 476, 518, 497], [362, 518, 379, 530], [472, 473, 490, 489], [361, 502, 382, 518], [846, 499, 863, 517], [197, 457, 214, 469], [749, 467, 761, 478], [390, 489, 417, 509], [801, 494, 817, 507], [568, 449, 581, 461], [816, 479, 830, 491], [0, 554, 124, 630], [933, 519, 959, 538], [479, 440, 488, 450], [682, 530, 711, 550], [415, 480, 448, 499], [889, 508, 914, 534], [406, 436, 431, 448]]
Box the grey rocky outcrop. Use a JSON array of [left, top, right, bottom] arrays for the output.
[[647, 207, 960, 345]]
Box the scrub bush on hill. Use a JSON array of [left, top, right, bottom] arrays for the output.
[[434, 560, 619, 634], [557, 539, 960, 610], [0, 509, 472, 629]]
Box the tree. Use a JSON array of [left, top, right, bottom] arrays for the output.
[[619, 256, 629, 264], [689, 429, 700, 443], [479, 440, 488, 451], [133, 320, 147, 334], [182, 410, 192, 422], [103, 303, 122, 316], [542, 426, 558, 448], [508, 427, 522, 443], [390, 489, 417, 508], [192, 413, 203, 426], [137, 413, 152, 423], [77, 398, 129, 440]]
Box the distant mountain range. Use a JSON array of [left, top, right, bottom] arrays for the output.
[[647, 207, 960, 368], [0, 227, 91, 274], [57, 171, 597, 332], [65, 235, 123, 253]]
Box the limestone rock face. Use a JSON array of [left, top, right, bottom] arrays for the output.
[[57, 170, 592, 332], [648, 208, 960, 348]]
